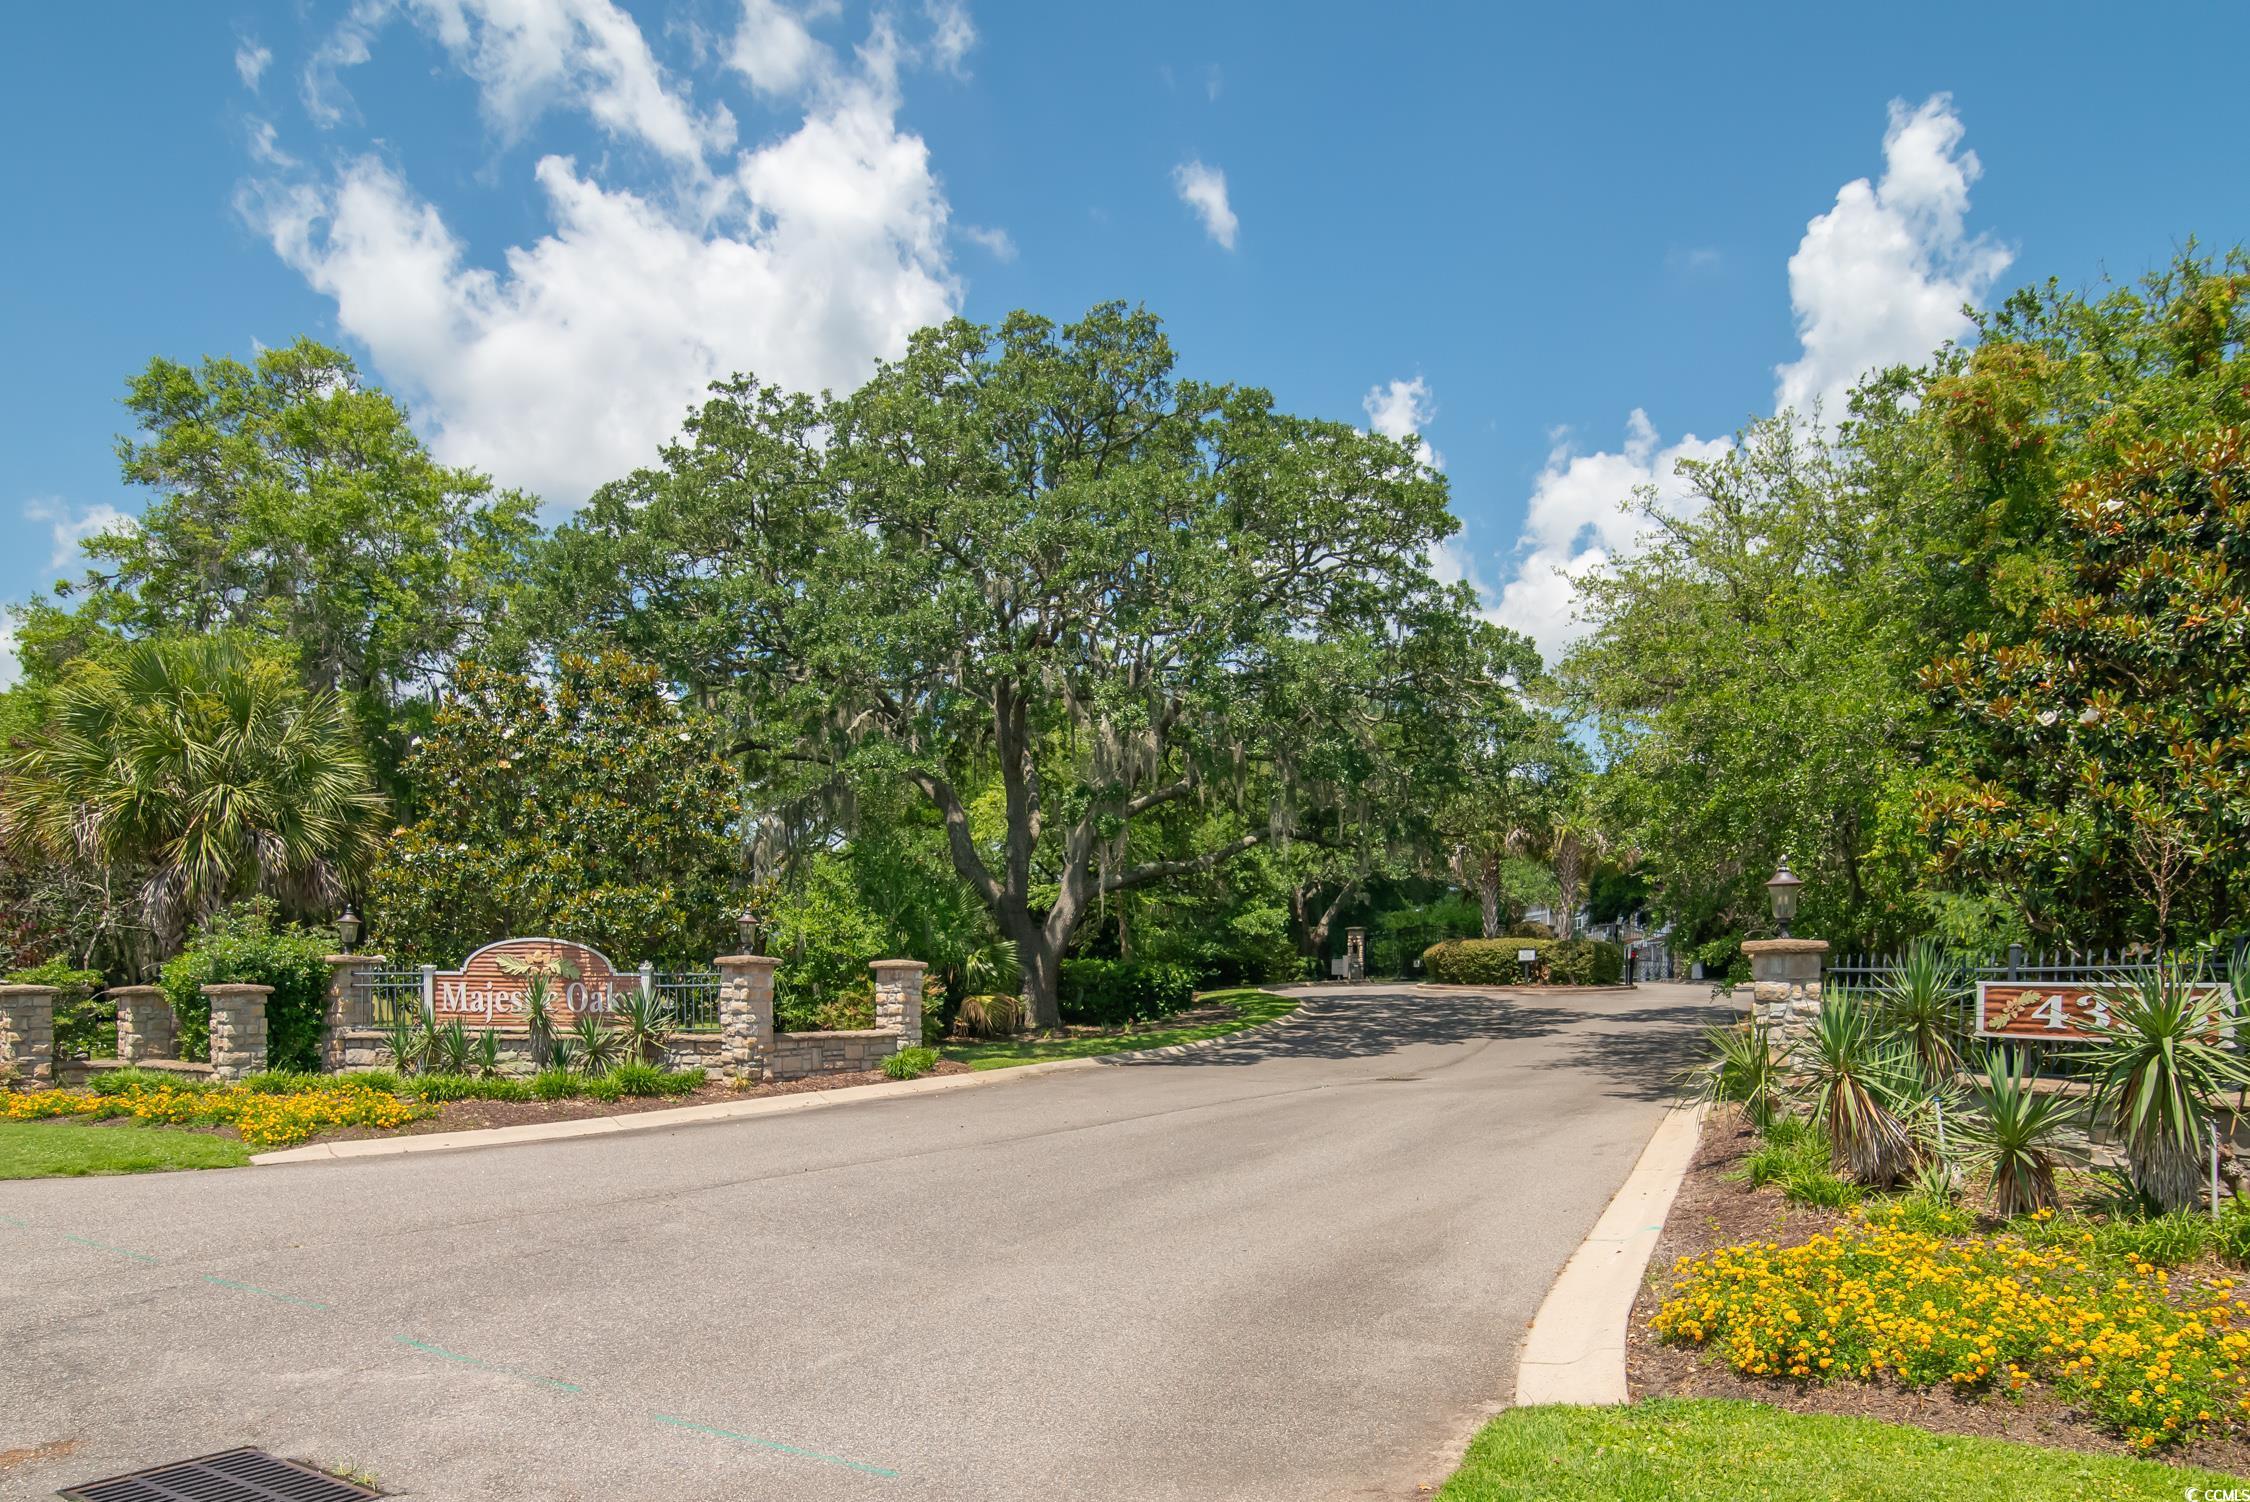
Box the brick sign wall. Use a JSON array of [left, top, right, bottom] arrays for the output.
[[431, 938, 640, 1026]]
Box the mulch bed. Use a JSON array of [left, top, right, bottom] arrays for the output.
[[1627, 1111, 2250, 1474], [309, 1058, 973, 1143]]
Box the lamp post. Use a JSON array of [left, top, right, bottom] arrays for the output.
[[337, 906, 360, 953], [1765, 861, 1802, 939], [737, 907, 760, 955]]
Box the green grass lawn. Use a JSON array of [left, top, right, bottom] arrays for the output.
[[1438, 1400, 2246, 1500], [940, 988, 1297, 1071], [0, 1120, 251, 1178]]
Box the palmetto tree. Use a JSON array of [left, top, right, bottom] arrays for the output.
[[0, 636, 384, 958]]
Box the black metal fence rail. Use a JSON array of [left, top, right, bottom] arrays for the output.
[[652, 971, 721, 1031], [361, 969, 427, 1027]]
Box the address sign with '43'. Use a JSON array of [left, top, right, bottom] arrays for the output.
[[1974, 980, 2236, 1043]]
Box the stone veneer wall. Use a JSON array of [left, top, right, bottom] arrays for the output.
[[328, 1028, 726, 1079], [770, 1029, 905, 1077], [0, 985, 57, 1091]]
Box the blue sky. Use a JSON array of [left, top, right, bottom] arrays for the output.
[[3, 1, 2243, 682]]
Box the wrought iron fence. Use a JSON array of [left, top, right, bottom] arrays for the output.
[[651, 971, 721, 1031], [361, 969, 428, 1027]]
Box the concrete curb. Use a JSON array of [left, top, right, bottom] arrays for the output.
[[251, 994, 1319, 1166], [1511, 1101, 1703, 1406]]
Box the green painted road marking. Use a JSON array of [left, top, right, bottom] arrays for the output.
[[204, 1275, 333, 1310], [392, 1335, 581, 1392], [650, 1412, 899, 1478], [62, 1233, 158, 1264], [0, 1213, 26, 1228]]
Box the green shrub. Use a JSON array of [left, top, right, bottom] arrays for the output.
[[1421, 937, 1625, 986], [88, 1065, 211, 1096], [160, 900, 336, 1071], [530, 1067, 578, 1101], [884, 1046, 939, 1081], [580, 1075, 624, 1103], [6, 959, 110, 1059], [1780, 1166, 1864, 1209], [1886, 1191, 1974, 1237], [610, 1062, 703, 1097], [2215, 1205, 2250, 1266], [1057, 959, 1195, 1026], [238, 1070, 329, 1095], [2091, 1211, 2215, 1268], [1740, 1118, 1829, 1189], [407, 1072, 535, 1103], [808, 983, 877, 1032], [346, 1068, 403, 1094]]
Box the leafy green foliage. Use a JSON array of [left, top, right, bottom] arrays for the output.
[[2077, 964, 2248, 1211], [17, 337, 538, 788], [883, 1045, 939, 1080], [5, 958, 109, 1059], [1056, 959, 1195, 1026], [607, 1062, 702, 1096], [1959, 1046, 2077, 1217], [1873, 941, 1967, 1080], [1681, 1021, 1786, 1128], [363, 654, 741, 968], [1, 636, 383, 958], [536, 303, 1498, 1025], [1798, 998, 1918, 1187], [1420, 936, 1624, 985], [158, 900, 337, 1071]]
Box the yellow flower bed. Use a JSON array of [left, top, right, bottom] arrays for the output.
[[1, 1079, 433, 1149], [1652, 1207, 2250, 1449]]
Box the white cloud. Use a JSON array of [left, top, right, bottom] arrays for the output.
[[247, 118, 296, 168], [235, 39, 272, 90], [1774, 94, 2011, 420], [410, 0, 732, 163], [729, 0, 836, 98], [1489, 413, 1728, 663], [1172, 158, 1237, 250], [961, 223, 1016, 261], [25, 499, 132, 573], [302, 1, 385, 128], [925, 0, 975, 76], [1488, 93, 2004, 662], [249, 2, 960, 508], [1362, 376, 1440, 469]]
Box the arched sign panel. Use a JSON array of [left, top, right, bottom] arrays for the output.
[[431, 938, 640, 1026]]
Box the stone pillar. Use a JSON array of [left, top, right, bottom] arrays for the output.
[[203, 983, 273, 1083], [323, 954, 382, 1071], [1742, 938, 1829, 1058], [112, 985, 178, 1064], [870, 959, 927, 1055], [716, 955, 779, 1083], [0, 984, 57, 1091]]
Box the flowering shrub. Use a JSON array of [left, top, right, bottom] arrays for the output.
[[1, 1078, 432, 1149], [1652, 1207, 2250, 1448]]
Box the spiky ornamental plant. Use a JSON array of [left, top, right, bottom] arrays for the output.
[[2079, 962, 2249, 1212], [611, 988, 675, 1066], [1796, 996, 1919, 1187], [1680, 1020, 1787, 1128], [520, 972, 556, 1069], [1878, 940, 1968, 1085], [568, 1012, 622, 1077], [1961, 1045, 2080, 1217]]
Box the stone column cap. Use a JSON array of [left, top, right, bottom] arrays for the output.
[[108, 984, 168, 998], [0, 983, 60, 997], [869, 958, 928, 972], [1740, 938, 1830, 957], [202, 982, 276, 996], [325, 953, 387, 965], [716, 953, 781, 967]]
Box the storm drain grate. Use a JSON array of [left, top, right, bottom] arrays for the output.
[[60, 1448, 380, 1502]]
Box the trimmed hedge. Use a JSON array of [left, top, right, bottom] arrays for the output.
[[1058, 959, 1196, 1026], [1422, 936, 1625, 987]]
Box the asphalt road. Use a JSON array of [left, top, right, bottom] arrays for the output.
[[2, 981, 1720, 1502]]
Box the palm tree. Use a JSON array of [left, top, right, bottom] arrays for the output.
[[0, 636, 385, 959]]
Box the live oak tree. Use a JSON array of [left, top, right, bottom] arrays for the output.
[[15, 339, 540, 787], [538, 304, 1473, 1026]]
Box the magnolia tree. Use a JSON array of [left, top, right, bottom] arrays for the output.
[[540, 304, 1498, 1026]]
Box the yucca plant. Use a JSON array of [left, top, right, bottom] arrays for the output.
[[2078, 962, 2248, 1212], [1679, 1020, 1787, 1127], [955, 992, 1024, 1039], [1795, 996, 1919, 1187], [432, 1019, 475, 1076], [1876, 940, 1968, 1085], [1959, 1045, 2079, 1217], [520, 973, 557, 1069], [611, 988, 675, 1066], [474, 1028, 503, 1079], [379, 1013, 426, 1076], [568, 1012, 622, 1077]]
